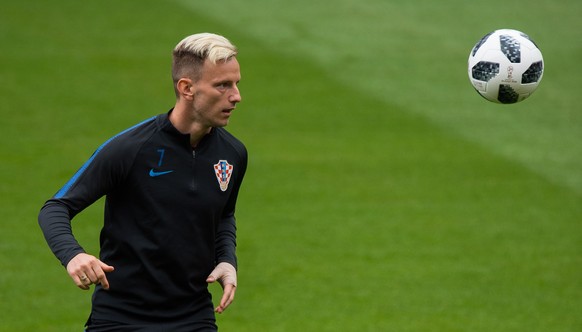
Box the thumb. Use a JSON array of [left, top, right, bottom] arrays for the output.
[[206, 268, 217, 283], [206, 262, 237, 286], [206, 274, 216, 283], [206, 262, 229, 284], [206, 267, 221, 283]]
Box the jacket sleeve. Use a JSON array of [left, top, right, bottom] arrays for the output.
[[215, 144, 248, 270], [38, 200, 85, 267], [38, 136, 134, 267]]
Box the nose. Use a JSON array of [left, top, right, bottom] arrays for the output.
[[229, 86, 242, 104]]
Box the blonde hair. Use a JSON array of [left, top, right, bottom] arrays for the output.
[[172, 33, 238, 96]]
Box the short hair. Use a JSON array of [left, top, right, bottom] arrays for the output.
[[172, 33, 238, 96]]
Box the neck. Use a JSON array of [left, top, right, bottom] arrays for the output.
[[169, 104, 211, 148]]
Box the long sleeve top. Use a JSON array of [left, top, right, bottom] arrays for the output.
[[38, 111, 247, 328]]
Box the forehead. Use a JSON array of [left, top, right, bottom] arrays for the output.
[[199, 57, 241, 82]]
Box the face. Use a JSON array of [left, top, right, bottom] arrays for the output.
[[188, 57, 242, 129]]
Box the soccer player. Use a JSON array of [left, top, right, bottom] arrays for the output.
[[38, 33, 247, 331]]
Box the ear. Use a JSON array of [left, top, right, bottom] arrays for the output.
[[177, 78, 194, 100]]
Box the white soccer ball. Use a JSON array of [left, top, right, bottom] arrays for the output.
[[468, 29, 544, 104]]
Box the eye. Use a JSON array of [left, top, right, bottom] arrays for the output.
[[215, 82, 229, 92]]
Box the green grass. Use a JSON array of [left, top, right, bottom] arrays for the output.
[[0, 0, 580, 331]]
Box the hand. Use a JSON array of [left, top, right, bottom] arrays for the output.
[[66, 253, 114, 290], [206, 262, 237, 313]]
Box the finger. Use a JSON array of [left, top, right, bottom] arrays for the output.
[[75, 275, 91, 290], [87, 266, 103, 286], [96, 269, 110, 290], [79, 274, 91, 284], [93, 261, 114, 290], [100, 261, 115, 273], [85, 269, 99, 284], [99, 261, 114, 289], [216, 284, 236, 313]]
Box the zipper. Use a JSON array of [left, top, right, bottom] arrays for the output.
[[191, 148, 196, 190]]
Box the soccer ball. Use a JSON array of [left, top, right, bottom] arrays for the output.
[[468, 29, 544, 104]]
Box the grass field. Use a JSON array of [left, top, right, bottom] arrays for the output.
[[1, 0, 580, 331]]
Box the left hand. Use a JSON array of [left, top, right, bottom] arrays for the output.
[[206, 262, 237, 313]]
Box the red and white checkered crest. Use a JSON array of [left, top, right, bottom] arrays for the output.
[[213, 160, 233, 192]]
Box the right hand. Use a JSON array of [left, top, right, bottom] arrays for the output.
[[66, 253, 115, 290]]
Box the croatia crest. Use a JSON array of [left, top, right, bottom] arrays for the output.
[[213, 160, 233, 192]]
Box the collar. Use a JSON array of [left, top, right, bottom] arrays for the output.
[[157, 108, 215, 145]]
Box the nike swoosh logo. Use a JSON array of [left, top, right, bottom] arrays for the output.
[[149, 169, 174, 177]]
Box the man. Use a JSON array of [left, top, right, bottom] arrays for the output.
[[38, 33, 247, 331]]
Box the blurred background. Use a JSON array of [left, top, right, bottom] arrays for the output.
[[0, 0, 580, 330]]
